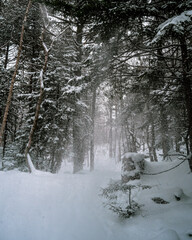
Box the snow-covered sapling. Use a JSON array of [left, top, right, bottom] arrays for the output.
[[101, 180, 140, 218]]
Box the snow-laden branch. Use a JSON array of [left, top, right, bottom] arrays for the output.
[[151, 10, 192, 44]]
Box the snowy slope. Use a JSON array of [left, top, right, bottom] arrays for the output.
[[0, 148, 192, 240]]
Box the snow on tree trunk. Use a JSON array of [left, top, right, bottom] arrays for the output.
[[26, 153, 36, 174], [121, 152, 145, 183]]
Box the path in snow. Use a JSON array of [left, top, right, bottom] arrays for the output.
[[0, 152, 125, 240], [0, 148, 192, 240]]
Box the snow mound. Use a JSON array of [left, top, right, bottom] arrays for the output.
[[152, 229, 180, 240], [122, 152, 145, 162], [145, 187, 186, 204], [0, 147, 192, 240], [186, 229, 192, 237]]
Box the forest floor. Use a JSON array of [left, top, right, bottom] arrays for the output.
[[0, 147, 192, 240]]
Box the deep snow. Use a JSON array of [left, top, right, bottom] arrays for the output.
[[0, 147, 192, 240]]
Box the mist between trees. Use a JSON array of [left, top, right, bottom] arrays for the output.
[[0, 0, 192, 173]]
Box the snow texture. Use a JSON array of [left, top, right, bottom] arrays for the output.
[[152, 229, 180, 240], [122, 152, 145, 162], [0, 146, 191, 240]]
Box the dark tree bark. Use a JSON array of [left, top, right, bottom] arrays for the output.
[[72, 21, 85, 173], [160, 106, 170, 160], [0, 0, 32, 167], [180, 37, 192, 170], [2, 42, 10, 160], [151, 114, 157, 162]]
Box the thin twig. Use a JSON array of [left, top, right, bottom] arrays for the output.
[[141, 159, 187, 175]]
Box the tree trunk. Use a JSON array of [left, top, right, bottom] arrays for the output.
[[174, 118, 181, 153], [2, 123, 7, 158], [151, 114, 157, 162], [160, 106, 170, 160], [90, 87, 96, 171], [180, 37, 192, 170], [117, 100, 123, 162], [2, 42, 10, 160], [73, 119, 84, 173], [117, 130, 122, 162], [146, 125, 153, 162], [25, 27, 49, 172], [0, 0, 32, 167], [114, 103, 118, 161], [25, 69, 45, 173], [109, 102, 113, 158], [72, 21, 85, 173]]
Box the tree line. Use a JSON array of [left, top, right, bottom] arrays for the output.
[[0, 0, 192, 172]]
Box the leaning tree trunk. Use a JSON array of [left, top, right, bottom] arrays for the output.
[[25, 22, 51, 172], [0, 0, 32, 168], [25, 68, 45, 173], [25, 5, 49, 172], [2, 43, 10, 160], [25, 3, 68, 173]]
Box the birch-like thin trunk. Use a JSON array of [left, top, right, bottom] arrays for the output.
[[0, 0, 32, 168]]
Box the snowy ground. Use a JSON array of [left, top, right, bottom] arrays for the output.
[[0, 147, 192, 240]]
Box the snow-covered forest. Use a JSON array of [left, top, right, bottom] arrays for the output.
[[0, 1, 192, 239]]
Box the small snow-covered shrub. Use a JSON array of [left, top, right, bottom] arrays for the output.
[[121, 153, 145, 183], [101, 180, 141, 218]]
